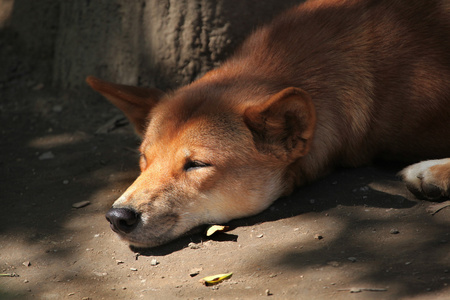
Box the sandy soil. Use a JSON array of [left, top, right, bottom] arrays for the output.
[[1, 87, 449, 299]]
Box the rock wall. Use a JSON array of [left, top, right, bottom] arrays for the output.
[[1, 0, 302, 94], [0, 0, 59, 90]]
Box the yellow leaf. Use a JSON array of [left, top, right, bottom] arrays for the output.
[[206, 225, 229, 237], [199, 272, 233, 286]]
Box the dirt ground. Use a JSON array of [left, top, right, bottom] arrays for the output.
[[1, 85, 449, 300]]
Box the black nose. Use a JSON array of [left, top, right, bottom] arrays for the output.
[[105, 207, 139, 234]]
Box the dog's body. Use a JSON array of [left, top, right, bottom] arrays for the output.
[[88, 0, 450, 247]]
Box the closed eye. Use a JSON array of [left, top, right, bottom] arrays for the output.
[[183, 160, 211, 172]]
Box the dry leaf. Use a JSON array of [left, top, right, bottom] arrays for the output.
[[199, 272, 233, 286], [206, 225, 229, 237]]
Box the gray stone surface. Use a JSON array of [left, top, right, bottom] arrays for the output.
[[1, 0, 302, 95]]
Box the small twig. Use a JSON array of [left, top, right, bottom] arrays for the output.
[[427, 201, 450, 215], [338, 287, 388, 293], [95, 115, 129, 134], [0, 273, 19, 277]]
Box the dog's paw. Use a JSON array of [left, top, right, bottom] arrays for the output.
[[400, 158, 450, 200]]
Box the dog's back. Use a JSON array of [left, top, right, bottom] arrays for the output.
[[219, 0, 450, 167]]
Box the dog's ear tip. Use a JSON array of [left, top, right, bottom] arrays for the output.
[[85, 77, 165, 135], [85, 75, 102, 88], [85, 75, 95, 83]]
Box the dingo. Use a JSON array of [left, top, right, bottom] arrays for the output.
[[87, 0, 450, 247]]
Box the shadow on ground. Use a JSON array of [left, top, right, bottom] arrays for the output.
[[0, 88, 448, 299]]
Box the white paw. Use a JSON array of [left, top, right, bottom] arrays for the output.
[[400, 158, 450, 200]]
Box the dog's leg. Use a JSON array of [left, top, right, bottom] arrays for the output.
[[400, 158, 450, 200]]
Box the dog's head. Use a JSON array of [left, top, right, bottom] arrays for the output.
[[87, 75, 315, 247]]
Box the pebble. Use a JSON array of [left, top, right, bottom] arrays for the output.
[[150, 259, 159, 266], [52, 105, 63, 112], [23, 261, 31, 267], [38, 151, 55, 160], [188, 242, 200, 249], [314, 234, 323, 240], [130, 268, 138, 271], [360, 186, 369, 192], [327, 261, 340, 267], [72, 201, 90, 209], [256, 234, 264, 238], [390, 229, 400, 234], [189, 267, 203, 277], [348, 257, 357, 262], [265, 289, 272, 296]]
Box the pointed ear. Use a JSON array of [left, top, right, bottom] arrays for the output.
[[244, 87, 316, 161], [86, 76, 165, 136]]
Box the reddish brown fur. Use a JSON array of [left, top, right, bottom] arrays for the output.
[[430, 163, 450, 191], [87, 0, 450, 247]]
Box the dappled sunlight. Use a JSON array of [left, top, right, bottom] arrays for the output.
[[368, 179, 416, 202], [1, 43, 447, 300], [238, 213, 351, 271], [0, 85, 143, 297], [255, 201, 450, 298], [28, 132, 90, 149], [3, 0, 448, 297], [0, 0, 14, 28], [4, 114, 448, 299], [82, 166, 139, 204]]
